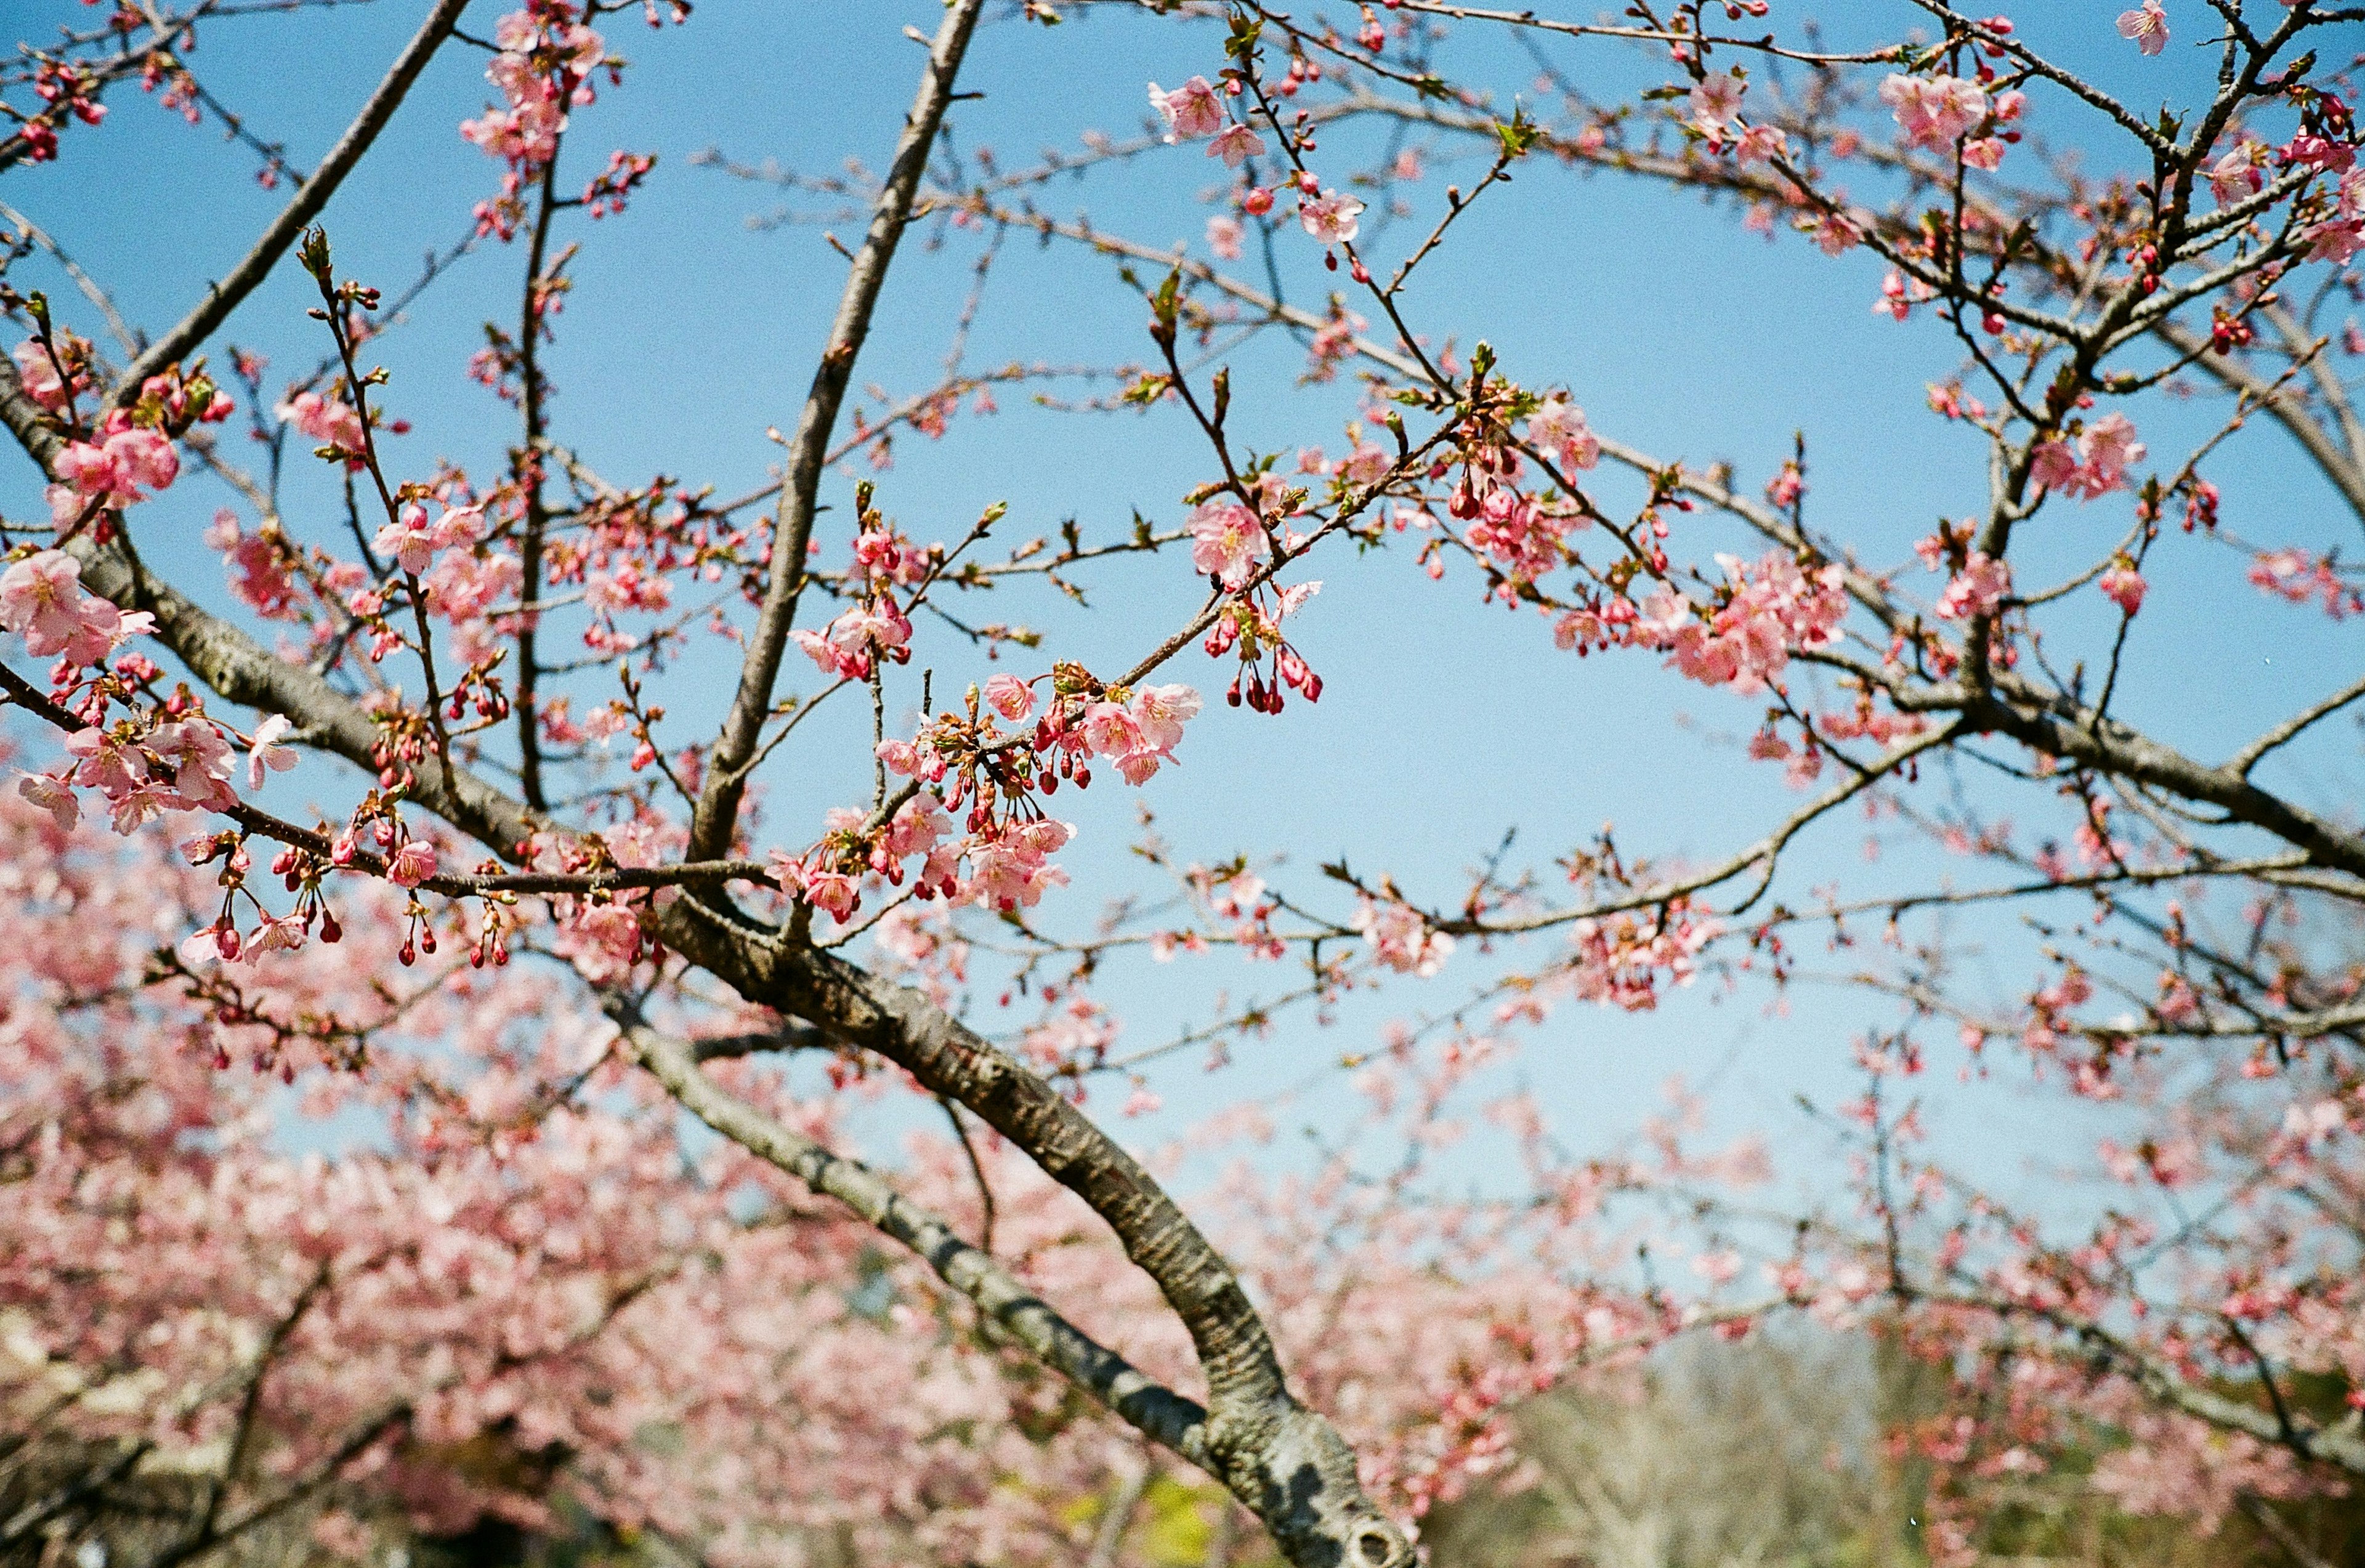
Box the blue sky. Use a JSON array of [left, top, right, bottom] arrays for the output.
[[6, 0, 2358, 1244]]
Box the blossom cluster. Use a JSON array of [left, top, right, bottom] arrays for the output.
[[2030, 413, 2146, 500], [764, 672, 1207, 927], [1638, 552, 1848, 696]]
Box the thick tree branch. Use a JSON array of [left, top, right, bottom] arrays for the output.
[[623, 1021, 1211, 1458], [652, 902, 1416, 1568]]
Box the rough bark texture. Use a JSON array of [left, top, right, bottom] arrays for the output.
[[652, 900, 1415, 1568], [625, 1024, 1211, 1461]]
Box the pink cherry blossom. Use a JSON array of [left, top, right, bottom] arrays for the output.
[[2206, 144, 2264, 204], [1352, 896, 1455, 977], [2033, 413, 2146, 499], [984, 673, 1035, 721], [246, 714, 300, 789], [802, 867, 860, 920], [0, 549, 91, 647], [2247, 546, 2356, 617], [883, 791, 950, 861], [1935, 552, 2012, 620], [386, 839, 439, 888], [1525, 396, 1601, 471], [1641, 551, 1847, 695], [52, 438, 121, 499], [63, 725, 146, 801], [11, 337, 76, 410], [1297, 188, 1365, 244], [1189, 498, 1265, 588], [15, 770, 76, 830], [1080, 700, 1144, 759], [1803, 206, 1864, 254], [964, 818, 1073, 911], [2117, 0, 2169, 55], [1207, 214, 1246, 260], [1734, 122, 1789, 166], [374, 506, 440, 575], [147, 719, 238, 811], [107, 425, 179, 492], [1148, 76, 1226, 142], [1128, 682, 1201, 755], [791, 599, 914, 679], [275, 388, 367, 453], [1878, 73, 1991, 150], [2300, 214, 2364, 265], [2082, 413, 2146, 488], [1688, 74, 1744, 137], [1208, 121, 1266, 168], [2099, 563, 2148, 616], [0, 549, 152, 665]]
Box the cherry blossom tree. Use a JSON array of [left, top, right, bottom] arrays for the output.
[[3, 1, 2364, 1566]]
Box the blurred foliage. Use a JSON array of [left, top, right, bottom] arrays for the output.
[[1418, 1327, 2364, 1568], [9, 1327, 2360, 1568]]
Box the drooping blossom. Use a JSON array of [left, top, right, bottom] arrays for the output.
[[246, 714, 300, 790], [15, 768, 77, 830], [2099, 562, 2148, 616], [984, 673, 1035, 721], [1189, 498, 1266, 589], [1104, 682, 1203, 782], [965, 817, 1073, 911], [386, 839, 439, 888]]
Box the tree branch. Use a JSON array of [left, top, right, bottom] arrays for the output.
[[110, 0, 473, 403], [688, 0, 988, 862]]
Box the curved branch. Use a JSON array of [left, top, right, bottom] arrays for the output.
[[652, 900, 1415, 1568], [623, 1022, 1210, 1457]]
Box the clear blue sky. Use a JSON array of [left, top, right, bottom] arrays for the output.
[[6, 1, 2355, 1240]]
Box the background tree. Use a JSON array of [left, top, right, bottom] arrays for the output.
[[1, 2, 2363, 1566]]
